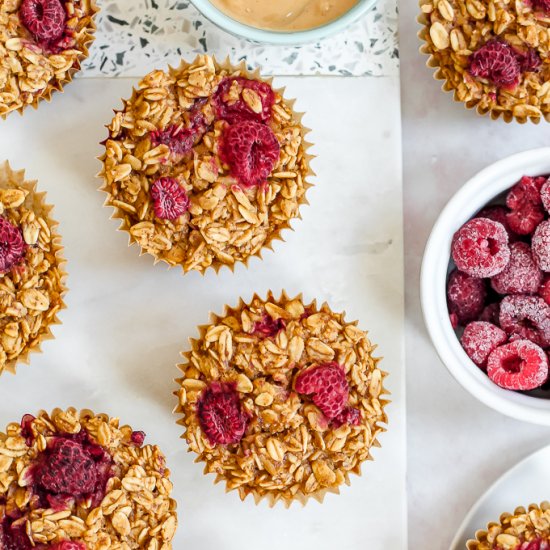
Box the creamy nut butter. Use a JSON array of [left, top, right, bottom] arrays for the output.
[[208, 0, 359, 31]]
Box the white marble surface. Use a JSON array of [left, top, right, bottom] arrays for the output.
[[399, 2, 550, 549], [0, 76, 405, 548]]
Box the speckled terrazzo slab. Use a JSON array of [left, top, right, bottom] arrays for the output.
[[82, 0, 399, 77]]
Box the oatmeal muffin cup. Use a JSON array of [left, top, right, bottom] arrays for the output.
[[0, 0, 98, 118], [0, 161, 66, 377], [99, 55, 313, 274], [467, 502, 550, 549], [175, 291, 388, 506], [418, 0, 550, 123], [0, 408, 178, 549]]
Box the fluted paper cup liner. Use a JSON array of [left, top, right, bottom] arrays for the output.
[[466, 502, 550, 549], [418, 0, 550, 124], [0, 408, 178, 548], [0, 0, 99, 119], [0, 161, 67, 377], [98, 54, 314, 275], [174, 290, 389, 507]]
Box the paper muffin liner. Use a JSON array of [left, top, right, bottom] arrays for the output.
[[466, 501, 550, 549], [174, 290, 389, 507], [98, 55, 315, 275], [1, 0, 99, 119], [417, 2, 549, 124], [0, 161, 67, 377]]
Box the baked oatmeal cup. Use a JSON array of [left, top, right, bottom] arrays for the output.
[[175, 291, 388, 506], [419, 0, 550, 123], [0, 0, 98, 118], [0, 161, 66, 377], [0, 408, 178, 549], [99, 55, 313, 274], [467, 502, 550, 549]]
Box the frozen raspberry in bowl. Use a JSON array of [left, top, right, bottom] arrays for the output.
[[446, 269, 487, 325], [100, 55, 313, 275], [175, 291, 386, 505], [491, 242, 543, 295], [532, 220, 550, 272], [0, 409, 177, 548]]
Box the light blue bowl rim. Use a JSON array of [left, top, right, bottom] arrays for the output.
[[189, 0, 380, 45]]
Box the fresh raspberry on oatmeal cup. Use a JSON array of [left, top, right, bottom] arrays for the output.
[[0, 408, 178, 549], [99, 55, 313, 275], [418, 0, 550, 123], [174, 291, 388, 506], [0, 161, 66, 377], [0, 0, 98, 118]]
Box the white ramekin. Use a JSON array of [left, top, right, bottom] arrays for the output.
[[421, 147, 550, 426]]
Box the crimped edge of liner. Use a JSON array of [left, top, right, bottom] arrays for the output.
[[173, 289, 389, 508], [1, 0, 100, 120], [97, 55, 315, 276], [417, 3, 548, 125], [0, 161, 68, 377], [466, 501, 550, 549]]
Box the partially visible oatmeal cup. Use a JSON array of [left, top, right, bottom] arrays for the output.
[[0, 161, 66, 376], [418, 0, 550, 123], [467, 502, 550, 549], [0, 0, 99, 118], [99, 55, 313, 274], [175, 291, 388, 506], [0, 408, 178, 548]]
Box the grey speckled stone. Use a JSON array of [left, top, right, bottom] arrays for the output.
[[81, 0, 398, 77]]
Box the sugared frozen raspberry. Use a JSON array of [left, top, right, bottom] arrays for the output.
[[0, 217, 26, 272], [487, 339, 548, 390], [491, 242, 543, 294], [532, 220, 550, 272], [461, 321, 507, 367], [331, 407, 361, 428], [295, 362, 349, 420], [220, 121, 280, 187], [506, 176, 546, 235], [19, 0, 66, 44], [214, 77, 276, 124], [542, 179, 550, 213], [499, 295, 550, 348], [130, 430, 146, 447], [447, 269, 487, 325], [449, 312, 459, 329], [150, 125, 196, 156], [479, 302, 501, 325], [540, 276, 550, 306], [469, 40, 522, 87], [197, 382, 249, 445], [452, 218, 510, 278], [252, 313, 286, 338], [476, 205, 519, 242], [150, 177, 190, 220]]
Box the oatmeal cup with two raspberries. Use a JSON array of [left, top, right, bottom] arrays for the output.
[[0, 161, 66, 376], [99, 55, 313, 274], [175, 292, 388, 505], [0, 408, 178, 549], [0, 0, 98, 118], [419, 0, 550, 123]]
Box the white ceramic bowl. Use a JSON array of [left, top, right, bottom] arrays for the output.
[[190, 0, 378, 45], [421, 147, 550, 426]]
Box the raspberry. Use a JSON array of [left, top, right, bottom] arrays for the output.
[[331, 407, 361, 428], [449, 312, 459, 329], [150, 125, 196, 156], [252, 313, 286, 338], [213, 77, 275, 124], [50, 543, 86, 550], [491, 242, 543, 294], [487, 339, 548, 390], [520, 539, 550, 550], [532, 220, 550, 272], [20, 413, 36, 446], [461, 321, 507, 367], [515, 47, 542, 73], [540, 276, 550, 306], [451, 218, 510, 278], [130, 431, 146, 447], [499, 295, 550, 348], [542, 179, 550, 213], [476, 205, 518, 242], [295, 362, 349, 420], [19, 0, 66, 44], [0, 520, 33, 550], [0, 217, 26, 272], [447, 270, 487, 325], [197, 382, 249, 445], [506, 176, 546, 235], [220, 121, 280, 188], [150, 177, 190, 220], [479, 302, 501, 325], [469, 40, 522, 87], [533, 0, 550, 11]]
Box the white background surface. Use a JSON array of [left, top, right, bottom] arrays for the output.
[[399, 1, 550, 548], [0, 76, 405, 548]]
